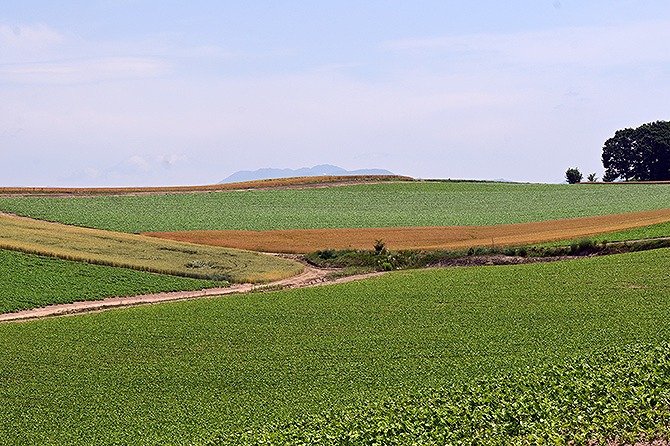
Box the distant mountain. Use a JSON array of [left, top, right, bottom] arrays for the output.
[[219, 164, 395, 184]]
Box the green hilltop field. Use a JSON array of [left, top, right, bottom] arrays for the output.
[[2, 182, 670, 233]]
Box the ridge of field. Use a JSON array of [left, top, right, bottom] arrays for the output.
[[0, 214, 302, 283], [143, 208, 670, 253], [0, 249, 227, 314], [0, 175, 411, 196], [1, 182, 670, 234], [2, 248, 670, 445]]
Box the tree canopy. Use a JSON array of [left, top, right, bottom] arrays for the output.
[[602, 121, 670, 182]]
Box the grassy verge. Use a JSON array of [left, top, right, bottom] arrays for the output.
[[0, 214, 302, 283], [305, 237, 670, 272], [213, 341, 670, 445], [541, 220, 670, 247], [0, 249, 227, 313], [1, 248, 670, 445], [1, 182, 670, 233]]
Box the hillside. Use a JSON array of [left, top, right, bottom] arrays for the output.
[[218, 164, 395, 183]]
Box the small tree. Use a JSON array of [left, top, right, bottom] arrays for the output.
[[586, 173, 598, 182], [565, 168, 583, 184], [373, 239, 386, 254]]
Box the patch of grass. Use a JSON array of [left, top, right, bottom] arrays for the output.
[[0, 249, 226, 313], [1, 182, 670, 233], [0, 214, 303, 283], [2, 249, 670, 444]]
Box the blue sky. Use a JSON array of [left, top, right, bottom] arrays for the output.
[[2, 1, 669, 186]]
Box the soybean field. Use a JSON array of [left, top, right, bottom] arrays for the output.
[[2, 182, 670, 233]]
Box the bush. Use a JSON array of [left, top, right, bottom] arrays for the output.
[[565, 167, 583, 184]]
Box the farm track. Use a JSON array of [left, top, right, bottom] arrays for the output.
[[0, 258, 383, 323], [143, 208, 670, 253]]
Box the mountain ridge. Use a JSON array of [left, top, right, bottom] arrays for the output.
[[219, 164, 395, 184]]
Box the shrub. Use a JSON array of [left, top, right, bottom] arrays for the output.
[[565, 167, 583, 184]]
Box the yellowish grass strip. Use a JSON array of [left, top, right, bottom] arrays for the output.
[[0, 214, 302, 282]]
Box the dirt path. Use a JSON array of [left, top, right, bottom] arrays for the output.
[[0, 260, 384, 323]]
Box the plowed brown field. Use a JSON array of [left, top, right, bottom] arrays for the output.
[[142, 208, 670, 253], [0, 175, 412, 196]]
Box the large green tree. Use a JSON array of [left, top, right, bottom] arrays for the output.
[[602, 120, 670, 182]]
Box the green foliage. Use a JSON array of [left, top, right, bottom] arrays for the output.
[[373, 239, 386, 254], [587, 172, 598, 182], [3, 249, 670, 444], [213, 342, 670, 445], [602, 120, 670, 181], [2, 182, 670, 233], [0, 249, 226, 313], [565, 167, 583, 184]]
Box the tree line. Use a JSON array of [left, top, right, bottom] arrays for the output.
[[566, 120, 670, 183]]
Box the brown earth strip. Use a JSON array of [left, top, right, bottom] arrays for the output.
[[0, 175, 412, 197], [143, 208, 670, 253]]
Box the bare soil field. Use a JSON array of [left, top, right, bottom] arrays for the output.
[[143, 208, 670, 253]]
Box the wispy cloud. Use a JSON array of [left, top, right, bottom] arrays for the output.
[[0, 23, 65, 52], [383, 20, 670, 68], [0, 56, 168, 84]]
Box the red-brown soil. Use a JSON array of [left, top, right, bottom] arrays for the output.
[[0, 175, 412, 197], [143, 208, 670, 253]]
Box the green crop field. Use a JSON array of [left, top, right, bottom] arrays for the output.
[[0, 249, 226, 314], [2, 248, 670, 445], [1, 182, 670, 233], [217, 342, 670, 445]]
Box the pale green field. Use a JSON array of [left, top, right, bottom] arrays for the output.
[[1, 182, 669, 233]]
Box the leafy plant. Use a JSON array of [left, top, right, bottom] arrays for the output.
[[373, 239, 386, 254]]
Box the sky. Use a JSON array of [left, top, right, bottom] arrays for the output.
[[2, 1, 670, 186]]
